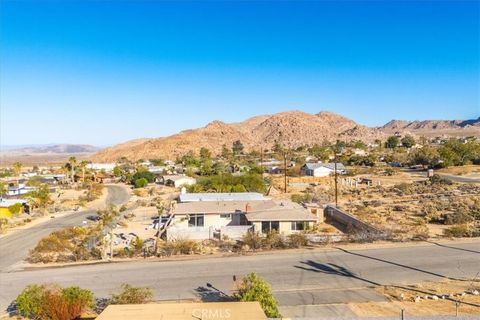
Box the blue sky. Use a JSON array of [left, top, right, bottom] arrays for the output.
[[1, 1, 479, 146]]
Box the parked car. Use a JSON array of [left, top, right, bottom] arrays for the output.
[[86, 215, 100, 221]]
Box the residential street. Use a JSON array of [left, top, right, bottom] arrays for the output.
[[0, 239, 478, 317], [0, 185, 130, 272]]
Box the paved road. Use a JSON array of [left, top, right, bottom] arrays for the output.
[[437, 173, 480, 184], [0, 185, 130, 272], [407, 169, 480, 184], [0, 240, 478, 317]]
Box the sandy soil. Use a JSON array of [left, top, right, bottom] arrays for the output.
[[350, 279, 480, 317]]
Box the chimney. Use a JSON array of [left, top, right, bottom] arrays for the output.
[[245, 203, 252, 214]]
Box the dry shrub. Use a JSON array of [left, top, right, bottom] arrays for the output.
[[111, 284, 153, 304], [262, 231, 287, 250], [288, 233, 308, 248], [158, 239, 200, 256], [28, 227, 99, 263], [241, 231, 263, 251]]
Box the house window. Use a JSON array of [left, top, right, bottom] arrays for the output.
[[291, 221, 305, 231], [261, 221, 280, 233], [188, 214, 204, 227], [220, 214, 231, 219]]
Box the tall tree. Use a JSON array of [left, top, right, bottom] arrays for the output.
[[68, 157, 77, 183], [12, 161, 22, 177], [385, 136, 399, 149], [401, 135, 416, 148], [79, 160, 89, 182], [232, 140, 244, 155]]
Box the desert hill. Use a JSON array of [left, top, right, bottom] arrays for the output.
[[381, 118, 480, 137], [91, 111, 480, 162], [91, 111, 384, 162]]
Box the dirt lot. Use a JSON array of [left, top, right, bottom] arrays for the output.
[[268, 166, 480, 241], [350, 279, 480, 317]]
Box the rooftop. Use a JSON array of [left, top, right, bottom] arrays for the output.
[[174, 199, 317, 222], [179, 192, 267, 202], [304, 162, 346, 171], [95, 302, 267, 320]]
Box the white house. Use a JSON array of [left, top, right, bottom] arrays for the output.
[[7, 183, 35, 196], [148, 166, 166, 174], [301, 163, 346, 177], [157, 175, 196, 188], [86, 163, 116, 172], [166, 199, 318, 240]]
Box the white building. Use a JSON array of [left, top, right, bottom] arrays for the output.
[[86, 163, 116, 172], [157, 175, 196, 188], [301, 163, 346, 177], [7, 183, 35, 196]]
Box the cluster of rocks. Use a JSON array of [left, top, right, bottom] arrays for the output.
[[410, 289, 479, 303]]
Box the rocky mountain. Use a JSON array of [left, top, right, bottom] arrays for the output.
[[381, 118, 480, 137], [91, 111, 385, 162], [2, 144, 100, 154], [91, 111, 480, 162]]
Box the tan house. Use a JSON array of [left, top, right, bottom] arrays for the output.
[[166, 199, 318, 240]]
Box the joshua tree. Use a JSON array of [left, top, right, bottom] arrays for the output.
[[68, 157, 77, 183]]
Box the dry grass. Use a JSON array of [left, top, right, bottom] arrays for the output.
[[350, 280, 480, 317]]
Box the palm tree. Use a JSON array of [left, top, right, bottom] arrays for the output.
[[79, 160, 89, 182], [12, 161, 22, 177], [68, 156, 77, 183]]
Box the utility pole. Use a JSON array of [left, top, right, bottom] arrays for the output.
[[334, 157, 338, 207], [284, 151, 287, 193], [109, 229, 113, 260], [260, 147, 264, 178]]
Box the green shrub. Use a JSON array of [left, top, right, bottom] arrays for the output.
[[132, 171, 155, 184], [16, 284, 94, 320], [135, 178, 148, 188], [16, 284, 47, 318], [235, 273, 281, 318], [62, 286, 94, 309], [111, 284, 153, 304], [8, 203, 23, 215]]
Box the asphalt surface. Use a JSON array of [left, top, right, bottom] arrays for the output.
[[0, 185, 130, 272], [437, 173, 480, 184], [0, 240, 478, 317]]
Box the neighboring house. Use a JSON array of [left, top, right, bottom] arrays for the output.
[[148, 166, 166, 174], [0, 198, 30, 217], [166, 199, 318, 240], [179, 192, 267, 203], [301, 163, 346, 177], [38, 174, 66, 184], [7, 183, 35, 196], [157, 175, 196, 188], [353, 148, 368, 156], [86, 163, 116, 172]]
